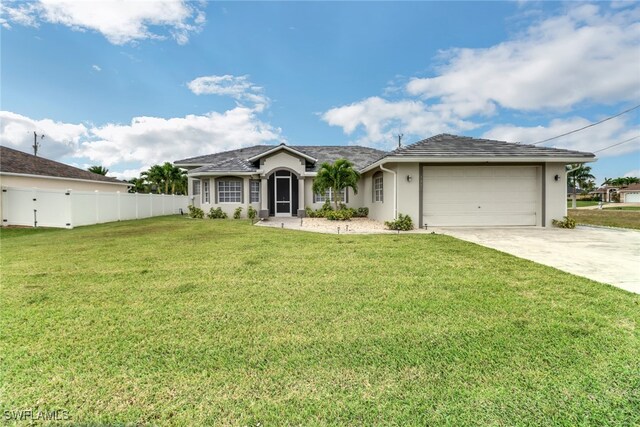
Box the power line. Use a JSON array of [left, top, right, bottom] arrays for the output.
[[592, 135, 640, 154], [530, 104, 640, 145]]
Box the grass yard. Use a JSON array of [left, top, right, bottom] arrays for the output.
[[1, 217, 639, 425], [566, 200, 600, 208], [568, 208, 640, 230], [605, 206, 640, 211]]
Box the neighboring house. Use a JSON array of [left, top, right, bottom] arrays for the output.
[[589, 186, 619, 203], [618, 183, 640, 203], [0, 145, 130, 192], [174, 134, 596, 227]]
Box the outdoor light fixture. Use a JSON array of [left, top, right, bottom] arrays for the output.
[[554, 174, 560, 181], [406, 175, 413, 182]]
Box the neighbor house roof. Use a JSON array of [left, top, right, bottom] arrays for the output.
[[618, 183, 640, 193], [175, 145, 387, 173], [0, 145, 128, 185], [175, 133, 596, 175]]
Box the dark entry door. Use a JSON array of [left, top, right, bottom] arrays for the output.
[[275, 175, 291, 216]]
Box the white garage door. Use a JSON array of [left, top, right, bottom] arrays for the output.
[[423, 166, 540, 226], [625, 192, 640, 203]]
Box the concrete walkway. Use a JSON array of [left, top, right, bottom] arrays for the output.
[[433, 226, 640, 294]]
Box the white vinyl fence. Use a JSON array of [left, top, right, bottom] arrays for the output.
[[1, 186, 190, 229]]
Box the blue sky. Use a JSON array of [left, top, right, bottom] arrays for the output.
[[1, 1, 638, 183]]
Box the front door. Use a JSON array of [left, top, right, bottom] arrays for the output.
[[275, 175, 291, 216]]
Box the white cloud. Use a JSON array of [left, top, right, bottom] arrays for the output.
[[624, 169, 640, 178], [0, 0, 205, 45], [482, 115, 640, 157], [80, 107, 282, 169], [0, 110, 88, 158], [322, 96, 477, 147], [0, 108, 283, 180], [92, 64, 101, 72], [406, 4, 640, 116], [320, 4, 640, 149], [187, 75, 270, 112]]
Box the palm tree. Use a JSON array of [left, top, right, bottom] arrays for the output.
[[141, 165, 165, 194], [161, 162, 187, 194], [141, 163, 187, 194], [567, 164, 595, 208], [312, 159, 361, 210], [88, 165, 109, 175], [608, 177, 640, 186], [127, 177, 148, 193], [171, 168, 188, 194]]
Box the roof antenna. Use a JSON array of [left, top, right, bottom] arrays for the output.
[[33, 131, 45, 156], [397, 133, 403, 149]]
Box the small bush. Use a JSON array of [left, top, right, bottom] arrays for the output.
[[385, 213, 413, 231], [305, 206, 317, 218], [247, 206, 257, 220], [354, 207, 369, 218], [187, 205, 204, 219], [208, 207, 228, 219], [233, 207, 243, 219], [326, 209, 353, 221], [552, 216, 576, 229]]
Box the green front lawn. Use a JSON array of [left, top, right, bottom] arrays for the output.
[[566, 200, 600, 207], [569, 208, 640, 230], [604, 206, 640, 211], [1, 217, 639, 425]]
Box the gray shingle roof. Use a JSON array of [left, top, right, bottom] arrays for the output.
[[175, 134, 595, 175], [384, 133, 595, 159], [0, 145, 128, 185], [175, 144, 387, 172], [291, 146, 387, 171]]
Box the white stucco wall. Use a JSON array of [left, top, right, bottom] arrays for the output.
[[261, 151, 306, 176], [196, 176, 260, 218], [365, 162, 571, 227], [395, 163, 420, 223], [544, 162, 568, 227], [363, 168, 394, 222], [303, 178, 362, 210]]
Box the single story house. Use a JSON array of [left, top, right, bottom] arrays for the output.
[[0, 145, 130, 192], [174, 134, 596, 227], [618, 184, 640, 203], [589, 186, 619, 203]]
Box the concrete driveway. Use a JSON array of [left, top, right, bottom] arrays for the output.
[[434, 226, 640, 294]]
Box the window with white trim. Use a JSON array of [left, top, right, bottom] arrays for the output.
[[202, 180, 210, 203], [218, 180, 242, 203], [250, 180, 260, 203], [192, 180, 201, 196], [373, 172, 383, 202], [314, 188, 347, 203]]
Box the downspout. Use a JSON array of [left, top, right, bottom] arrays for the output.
[[566, 164, 581, 209], [379, 163, 397, 219]]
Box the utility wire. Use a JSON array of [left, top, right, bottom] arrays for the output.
[[592, 135, 640, 153], [529, 104, 640, 145]]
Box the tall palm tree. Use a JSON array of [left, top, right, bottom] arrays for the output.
[[567, 164, 595, 208], [141, 165, 165, 194], [162, 162, 187, 194], [127, 177, 148, 193], [88, 165, 109, 175], [312, 159, 361, 210], [608, 177, 640, 186], [141, 163, 187, 194], [171, 168, 188, 194]]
